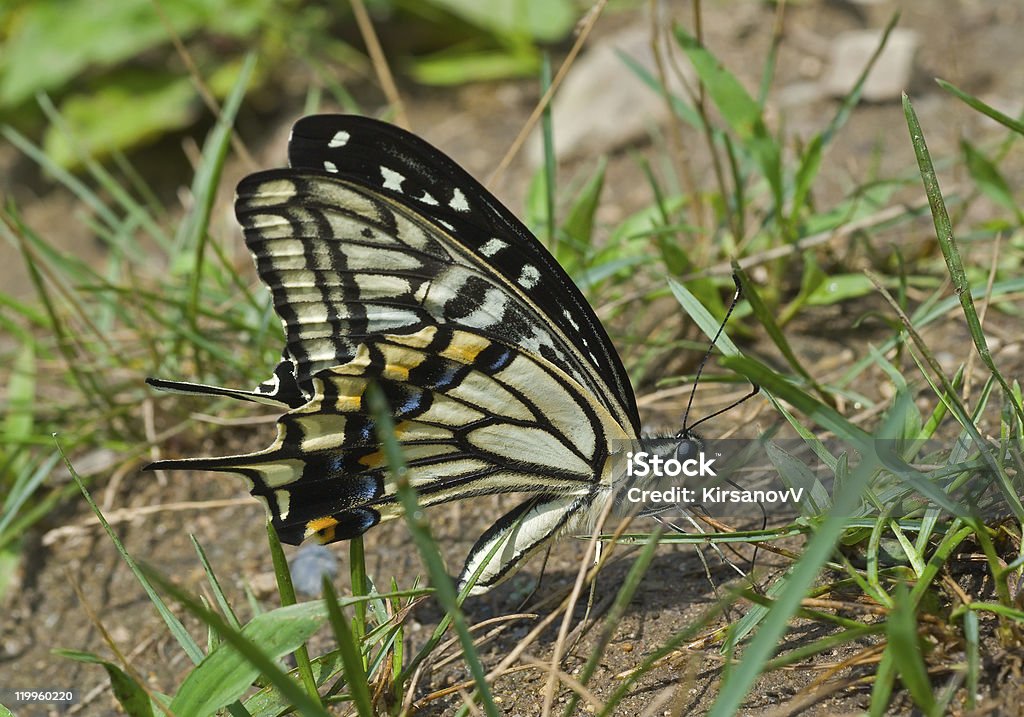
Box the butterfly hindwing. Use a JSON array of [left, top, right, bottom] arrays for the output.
[[148, 324, 631, 591]]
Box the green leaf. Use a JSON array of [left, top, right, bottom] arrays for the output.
[[609, 195, 690, 246], [674, 27, 782, 204], [765, 441, 831, 514], [790, 133, 824, 223], [57, 650, 161, 717], [417, 0, 575, 42], [804, 273, 876, 306], [169, 601, 331, 716], [904, 94, 1024, 436], [409, 46, 541, 85], [0, 0, 268, 107], [524, 164, 550, 238], [324, 581, 375, 717], [777, 252, 826, 324], [242, 651, 345, 716], [655, 234, 693, 276], [937, 78, 1024, 136], [673, 28, 762, 140], [666, 278, 738, 356], [44, 71, 198, 167], [3, 342, 35, 457]]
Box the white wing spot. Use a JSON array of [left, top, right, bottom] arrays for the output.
[[562, 309, 580, 331], [381, 167, 405, 192], [328, 131, 350, 148], [449, 187, 470, 212], [257, 372, 281, 394], [480, 238, 507, 257], [518, 264, 540, 290], [589, 352, 599, 365], [461, 288, 508, 328], [419, 191, 439, 206], [438, 219, 454, 231], [324, 160, 339, 173]]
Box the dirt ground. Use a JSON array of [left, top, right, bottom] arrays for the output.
[[3, 1, 1024, 715]]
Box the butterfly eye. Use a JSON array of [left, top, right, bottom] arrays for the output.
[[675, 439, 699, 463]]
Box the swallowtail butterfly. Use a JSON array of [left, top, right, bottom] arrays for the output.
[[146, 115, 701, 594]]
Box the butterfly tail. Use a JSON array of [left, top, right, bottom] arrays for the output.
[[146, 356, 307, 409]]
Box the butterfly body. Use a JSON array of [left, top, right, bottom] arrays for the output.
[[147, 115, 687, 593]]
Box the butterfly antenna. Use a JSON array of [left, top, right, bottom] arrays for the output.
[[679, 274, 759, 437]]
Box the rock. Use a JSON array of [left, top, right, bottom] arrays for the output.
[[821, 28, 918, 102], [529, 25, 695, 164], [288, 543, 339, 596]]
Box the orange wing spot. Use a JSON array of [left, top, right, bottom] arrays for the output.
[[335, 394, 362, 412], [383, 363, 410, 381], [305, 516, 338, 543], [441, 331, 491, 365], [358, 450, 386, 468]]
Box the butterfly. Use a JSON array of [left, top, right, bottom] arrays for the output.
[[146, 114, 708, 594]]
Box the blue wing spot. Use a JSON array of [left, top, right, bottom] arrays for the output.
[[432, 364, 461, 390], [395, 389, 425, 417], [360, 419, 376, 442], [486, 348, 513, 372]]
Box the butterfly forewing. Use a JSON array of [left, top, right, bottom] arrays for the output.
[[237, 168, 637, 434], [285, 115, 640, 434]]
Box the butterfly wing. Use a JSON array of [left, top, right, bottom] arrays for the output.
[[149, 324, 631, 592], [283, 115, 640, 435], [147, 115, 641, 591]]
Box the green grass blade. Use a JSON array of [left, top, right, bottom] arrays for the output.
[[937, 79, 1024, 135], [365, 383, 500, 717], [666, 277, 739, 356], [323, 580, 374, 716], [886, 584, 936, 713], [156, 585, 331, 717], [181, 53, 255, 331], [673, 26, 782, 208], [57, 440, 205, 664], [55, 650, 160, 717], [190, 535, 242, 631], [705, 364, 933, 716], [266, 523, 320, 705], [902, 93, 1024, 428]]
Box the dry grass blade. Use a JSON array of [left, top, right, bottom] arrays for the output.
[[486, 0, 608, 187], [351, 0, 409, 129]]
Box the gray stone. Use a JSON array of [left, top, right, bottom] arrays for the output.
[[821, 28, 918, 102], [529, 25, 694, 164]]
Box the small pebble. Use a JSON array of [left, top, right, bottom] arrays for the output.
[[289, 544, 339, 596]]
